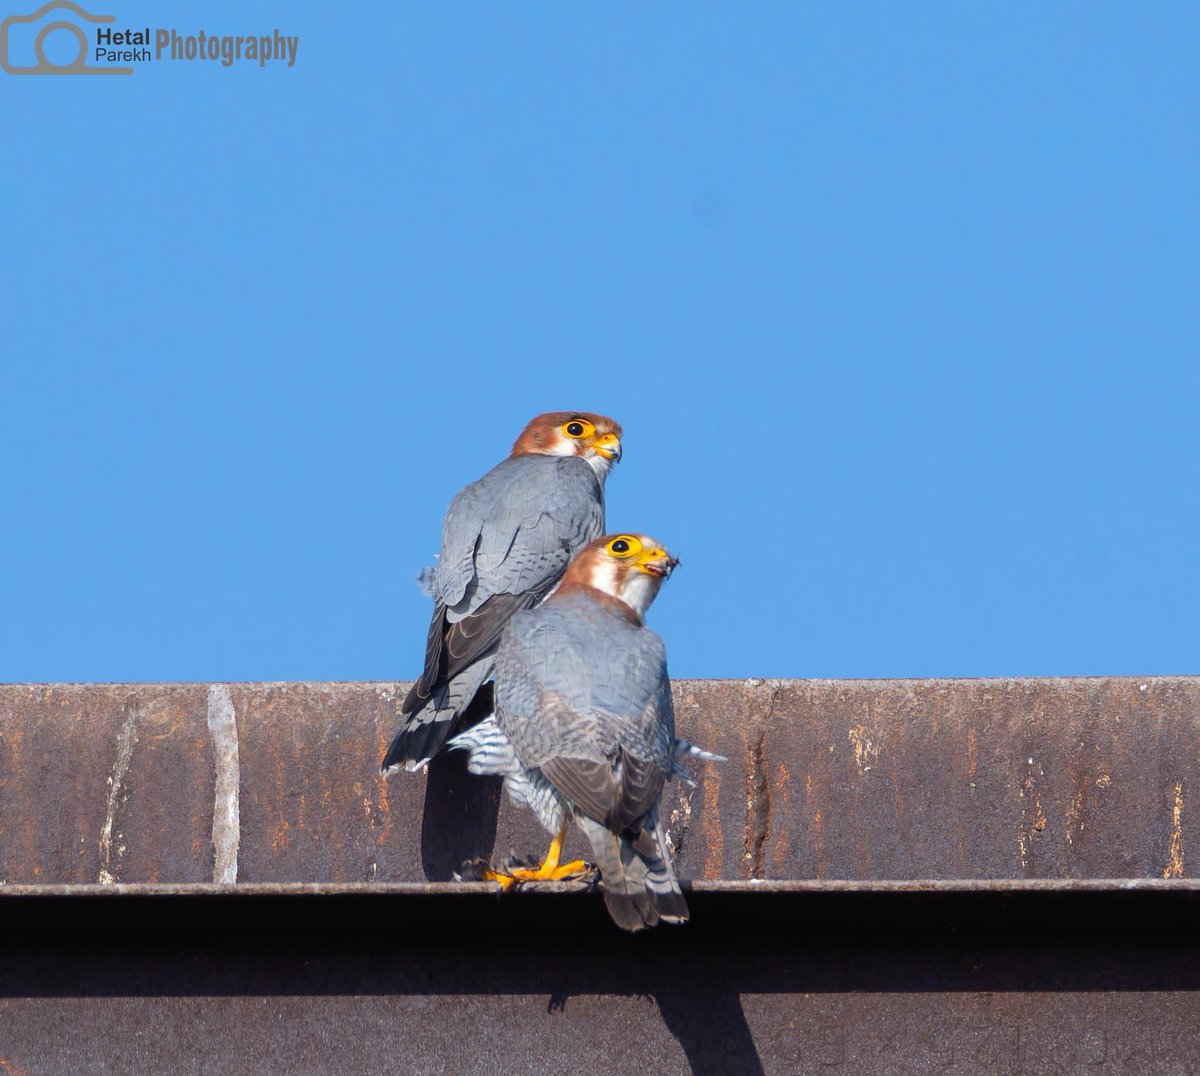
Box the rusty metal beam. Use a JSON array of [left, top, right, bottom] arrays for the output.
[[2, 677, 1197, 885], [2, 881, 1200, 1072], [1, 678, 1199, 1073]]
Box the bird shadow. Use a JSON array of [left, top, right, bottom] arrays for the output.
[[419, 686, 504, 881], [548, 984, 765, 1076]]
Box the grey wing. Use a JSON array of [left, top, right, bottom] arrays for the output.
[[385, 458, 603, 771], [417, 457, 604, 691], [435, 456, 604, 617], [542, 741, 666, 834], [496, 607, 674, 832]]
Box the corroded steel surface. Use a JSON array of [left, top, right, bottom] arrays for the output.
[[1, 884, 1200, 1074], [2, 679, 1200, 1073], [1, 678, 1198, 886]]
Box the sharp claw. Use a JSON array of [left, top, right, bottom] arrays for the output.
[[481, 868, 517, 891], [481, 860, 597, 889]]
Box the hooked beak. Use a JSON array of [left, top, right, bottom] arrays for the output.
[[638, 549, 679, 579], [593, 432, 622, 463]]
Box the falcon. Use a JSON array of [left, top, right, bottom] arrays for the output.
[[382, 412, 622, 772], [449, 533, 723, 931]]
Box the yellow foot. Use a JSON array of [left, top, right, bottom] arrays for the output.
[[508, 859, 592, 883], [481, 859, 594, 890], [482, 867, 517, 891]]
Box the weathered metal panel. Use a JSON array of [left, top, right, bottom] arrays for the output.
[[2, 679, 1200, 1073], [1, 884, 1200, 1074], [0, 684, 215, 885], [1, 678, 1198, 885], [721, 677, 1199, 881]]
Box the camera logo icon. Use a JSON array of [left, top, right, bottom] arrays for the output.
[[0, 0, 132, 74]]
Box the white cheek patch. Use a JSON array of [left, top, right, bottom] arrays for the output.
[[543, 436, 576, 457], [588, 557, 621, 599]]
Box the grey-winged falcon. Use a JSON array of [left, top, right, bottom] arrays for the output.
[[382, 413, 622, 772], [450, 533, 724, 931]]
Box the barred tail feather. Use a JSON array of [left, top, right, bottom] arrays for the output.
[[447, 717, 520, 777], [580, 814, 688, 931], [669, 736, 727, 786], [590, 826, 657, 932], [632, 813, 689, 923]]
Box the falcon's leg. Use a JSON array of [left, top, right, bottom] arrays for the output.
[[482, 821, 592, 889]]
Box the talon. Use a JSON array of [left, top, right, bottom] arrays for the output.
[[482, 868, 517, 891], [483, 823, 594, 889]]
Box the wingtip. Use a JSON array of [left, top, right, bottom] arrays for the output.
[[379, 756, 430, 776], [416, 565, 438, 597]]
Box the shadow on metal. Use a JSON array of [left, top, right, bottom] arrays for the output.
[[419, 750, 504, 881], [415, 680, 506, 882], [4, 886, 1200, 1073]]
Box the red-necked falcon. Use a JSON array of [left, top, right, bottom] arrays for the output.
[[382, 413, 622, 773], [449, 533, 724, 931]]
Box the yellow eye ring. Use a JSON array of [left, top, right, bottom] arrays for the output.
[[562, 418, 595, 439], [606, 535, 642, 558]]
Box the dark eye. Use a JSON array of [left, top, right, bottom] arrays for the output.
[[606, 535, 640, 557], [566, 421, 585, 437]]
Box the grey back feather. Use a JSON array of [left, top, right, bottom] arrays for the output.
[[433, 455, 604, 618], [384, 453, 606, 772], [495, 591, 675, 828]]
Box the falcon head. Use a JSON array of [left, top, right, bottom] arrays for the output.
[[511, 412, 623, 481], [557, 533, 679, 622]]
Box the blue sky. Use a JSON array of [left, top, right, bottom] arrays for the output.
[[2, 4, 1197, 682]]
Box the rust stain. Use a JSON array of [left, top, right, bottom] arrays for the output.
[[805, 771, 828, 878], [296, 790, 309, 836], [771, 763, 791, 869], [1163, 781, 1185, 879], [271, 756, 293, 856], [811, 810, 826, 878], [701, 759, 723, 881], [375, 712, 398, 849], [966, 728, 978, 782], [1096, 774, 1112, 789], [376, 771, 395, 848], [270, 819, 292, 855]]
